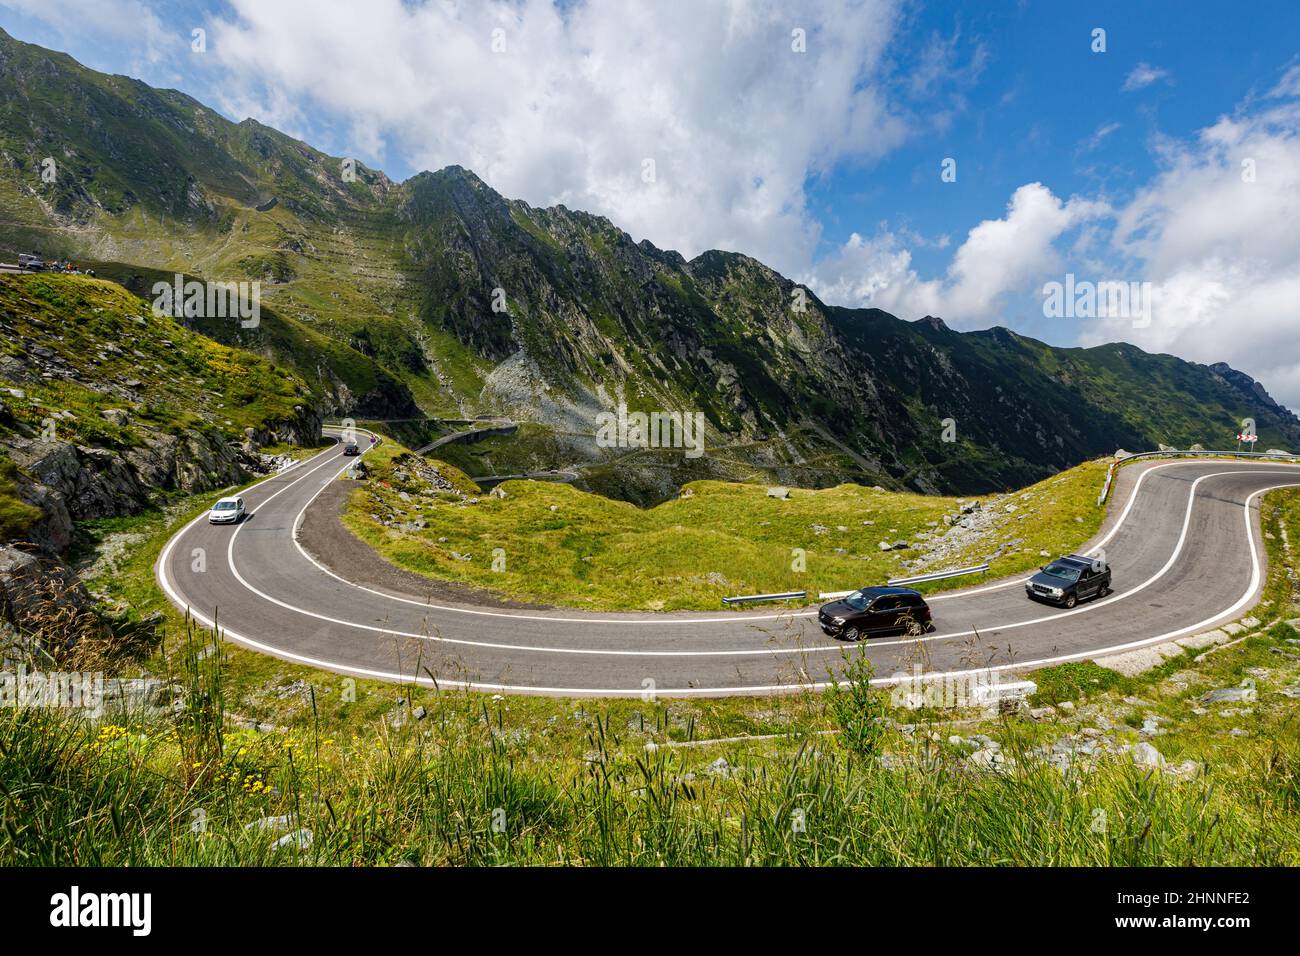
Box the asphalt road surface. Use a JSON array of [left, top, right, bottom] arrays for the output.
[[157, 438, 1300, 696]]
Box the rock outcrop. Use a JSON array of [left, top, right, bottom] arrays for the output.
[[0, 544, 109, 662], [4, 402, 320, 527]]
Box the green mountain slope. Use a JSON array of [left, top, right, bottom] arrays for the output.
[[0, 273, 320, 552], [1, 27, 1296, 500]]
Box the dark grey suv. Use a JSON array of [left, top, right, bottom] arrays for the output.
[[1025, 554, 1111, 608]]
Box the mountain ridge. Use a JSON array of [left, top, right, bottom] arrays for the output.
[[1, 26, 1297, 501]]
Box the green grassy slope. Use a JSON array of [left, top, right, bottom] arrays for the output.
[[343, 439, 1109, 611], [0, 274, 312, 446]]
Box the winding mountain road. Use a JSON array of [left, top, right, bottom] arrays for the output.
[[156, 437, 1300, 696]]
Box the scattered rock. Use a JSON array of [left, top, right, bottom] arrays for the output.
[[1164, 760, 1201, 780], [272, 829, 313, 851], [271, 679, 312, 701], [1200, 686, 1257, 704], [967, 748, 1015, 773], [766, 486, 790, 499], [1131, 742, 1165, 768], [100, 678, 185, 718]]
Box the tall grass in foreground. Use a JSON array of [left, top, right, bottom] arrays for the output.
[[3, 700, 1291, 866], [2, 627, 1295, 866]]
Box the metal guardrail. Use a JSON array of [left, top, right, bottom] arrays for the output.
[[817, 563, 990, 601], [888, 563, 990, 587], [1097, 449, 1300, 505], [721, 590, 807, 606]]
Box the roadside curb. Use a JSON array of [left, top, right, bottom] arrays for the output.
[[1092, 616, 1262, 676]]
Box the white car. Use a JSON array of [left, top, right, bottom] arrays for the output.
[[208, 496, 245, 524]]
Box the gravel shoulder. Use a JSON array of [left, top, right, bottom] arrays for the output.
[[297, 481, 553, 610]]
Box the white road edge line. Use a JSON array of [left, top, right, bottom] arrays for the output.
[[157, 445, 1298, 682], [159, 477, 1299, 696], [214, 466, 1291, 656], [282, 454, 1195, 624]]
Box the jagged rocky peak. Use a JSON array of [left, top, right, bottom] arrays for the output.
[[1207, 362, 1294, 418]]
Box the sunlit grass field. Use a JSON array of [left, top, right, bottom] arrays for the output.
[[341, 439, 1110, 611]]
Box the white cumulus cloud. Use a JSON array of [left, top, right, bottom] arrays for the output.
[[806, 182, 1109, 325], [200, 0, 907, 274], [0, 0, 178, 75], [1080, 97, 1300, 410]]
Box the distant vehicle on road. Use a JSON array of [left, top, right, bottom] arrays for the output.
[[342, 442, 360, 456], [1025, 554, 1111, 608], [818, 586, 934, 641], [17, 254, 45, 271], [207, 495, 246, 524]]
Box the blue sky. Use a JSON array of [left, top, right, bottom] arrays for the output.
[[3, 0, 1299, 408], [809, 1, 1299, 288]]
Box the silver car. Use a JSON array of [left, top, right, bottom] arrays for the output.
[[208, 496, 245, 524]]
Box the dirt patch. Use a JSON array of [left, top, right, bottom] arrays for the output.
[[297, 482, 551, 610]]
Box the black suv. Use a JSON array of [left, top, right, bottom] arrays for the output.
[[1025, 554, 1111, 608], [818, 586, 934, 641], [342, 442, 360, 456]]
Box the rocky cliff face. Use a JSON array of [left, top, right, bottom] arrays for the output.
[[0, 273, 324, 543], [0, 272, 324, 660], [5, 400, 320, 529]]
